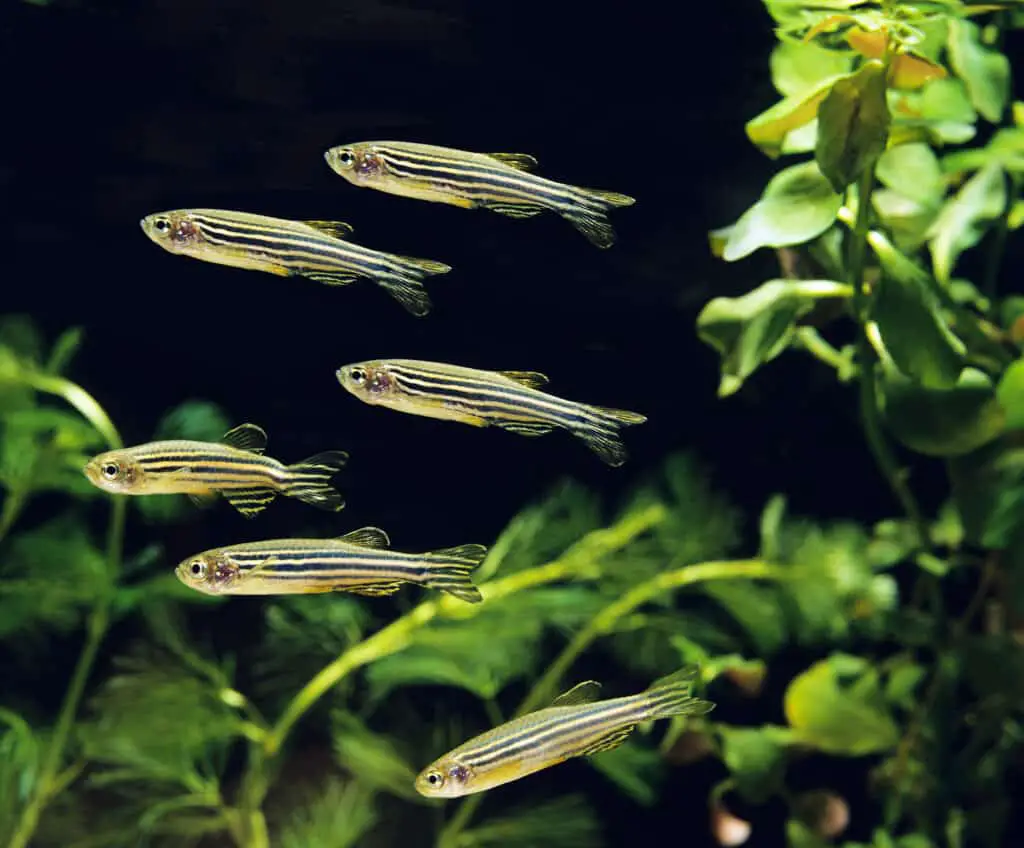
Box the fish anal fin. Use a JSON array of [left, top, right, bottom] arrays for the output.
[[338, 527, 391, 548], [551, 680, 602, 708], [486, 152, 539, 171], [303, 270, 361, 287], [221, 487, 277, 519], [499, 370, 549, 389], [484, 201, 546, 219], [578, 725, 635, 757], [346, 581, 404, 597], [492, 419, 556, 437], [303, 219, 355, 240], [221, 423, 268, 454]]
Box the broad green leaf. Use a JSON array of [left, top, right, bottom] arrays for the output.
[[878, 365, 1005, 457], [696, 279, 851, 396], [784, 657, 899, 755], [996, 359, 1024, 430], [872, 189, 941, 251], [871, 263, 966, 390], [770, 39, 853, 97], [719, 162, 843, 261], [746, 75, 851, 157], [278, 779, 376, 848], [947, 18, 1010, 123], [816, 60, 890, 192], [331, 711, 421, 801], [942, 128, 1024, 176], [718, 724, 794, 803], [876, 143, 944, 207], [928, 163, 1007, 285], [846, 28, 948, 90]]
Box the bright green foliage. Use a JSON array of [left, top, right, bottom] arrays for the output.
[[277, 779, 377, 848]]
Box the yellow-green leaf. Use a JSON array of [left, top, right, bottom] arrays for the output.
[[747, 74, 850, 157], [876, 143, 944, 207], [928, 163, 1007, 285], [846, 28, 948, 90], [816, 60, 890, 192], [996, 359, 1024, 431], [948, 18, 1011, 123], [719, 161, 843, 262], [770, 40, 853, 97]]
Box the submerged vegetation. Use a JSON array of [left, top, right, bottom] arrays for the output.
[[2, 1, 1024, 846]]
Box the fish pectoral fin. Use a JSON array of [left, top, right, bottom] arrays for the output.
[[302, 219, 355, 240], [302, 270, 362, 287], [221, 423, 268, 454], [486, 152, 539, 171], [337, 527, 391, 548], [578, 725, 636, 758], [187, 491, 219, 508], [483, 201, 546, 219], [221, 487, 277, 519], [492, 419, 557, 437], [346, 581, 404, 597], [498, 370, 549, 389], [551, 680, 602, 708]]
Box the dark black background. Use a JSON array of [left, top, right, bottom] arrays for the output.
[[3, 1, 1018, 845]]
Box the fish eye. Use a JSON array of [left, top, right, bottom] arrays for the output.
[[154, 218, 170, 232], [189, 560, 207, 579], [336, 149, 355, 168], [101, 462, 120, 480], [350, 367, 367, 385], [425, 770, 444, 788]]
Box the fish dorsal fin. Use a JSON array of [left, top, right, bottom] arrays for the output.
[[338, 527, 391, 548], [303, 220, 355, 240], [499, 370, 549, 389], [551, 680, 601, 708], [221, 424, 268, 454], [487, 153, 539, 172]]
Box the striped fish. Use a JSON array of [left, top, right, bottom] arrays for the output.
[[140, 208, 451, 316], [335, 358, 646, 467], [174, 527, 486, 603], [82, 423, 348, 518], [415, 668, 714, 797], [323, 141, 635, 248]]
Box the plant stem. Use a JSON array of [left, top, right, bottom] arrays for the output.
[[6, 377, 124, 848], [438, 559, 783, 847], [231, 504, 667, 844]]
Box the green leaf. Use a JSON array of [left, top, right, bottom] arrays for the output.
[[876, 143, 944, 207], [928, 163, 1007, 285], [947, 19, 1011, 123], [770, 40, 854, 97], [718, 724, 794, 803], [747, 74, 851, 157], [816, 60, 890, 192], [459, 794, 603, 848], [702, 581, 788, 655], [278, 779, 376, 848], [588, 740, 665, 806], [45, 327, 84, 376], [0, 708, 39, 842], [878, 365, 1005, 457], [331, 711, 421, 802], [996, 359, 1024, 431], [787, 817, 830, 848], [696, 279, 851, 397], [718, 162, 844, 261], [784, 656, 900, 755], [871, 256, 966, 390]]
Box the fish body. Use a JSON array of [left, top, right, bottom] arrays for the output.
[[323, 141, 635, 248], [83, 423, 348, 517], [335, 358, 646, 466], [415, 668, 714, 797], [140, 208, 450, 316], [175, 527, 486, 603]]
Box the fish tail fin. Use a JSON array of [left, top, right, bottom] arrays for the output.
[[282, 450, 349, 511], [560, 187, 636, 249], [572, 405, 648, 467], [642, 667, 716, 722], [422, 544, 488, 603], [378, 254, 452, 318]]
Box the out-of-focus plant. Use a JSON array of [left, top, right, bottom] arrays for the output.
[[698, 1, 1024, 844]]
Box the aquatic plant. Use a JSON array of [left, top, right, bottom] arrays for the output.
[[2, 2, 1024, 848]]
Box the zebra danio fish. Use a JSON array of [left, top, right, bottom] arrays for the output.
[[83, 423, 348, 518], [324, 141, 635, 248], [415, 667, 714, 797], [174, 527, 486, 603], [140, 208, 451, 316], [335, 358, 646, 467]]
